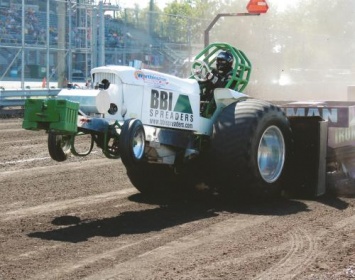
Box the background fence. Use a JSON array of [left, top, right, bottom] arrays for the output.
[[0, 88, 60, 116]]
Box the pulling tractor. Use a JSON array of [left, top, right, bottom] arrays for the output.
[[22, 43, 355, 198]]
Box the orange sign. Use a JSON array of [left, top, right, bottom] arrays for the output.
[[247, 0, 269, 14]]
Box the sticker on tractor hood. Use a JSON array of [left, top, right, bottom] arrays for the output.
[[142, 88, 198, 130], [134, 70, 169, 85]]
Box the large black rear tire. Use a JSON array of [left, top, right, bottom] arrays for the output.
[[208, 99, 292, 198]]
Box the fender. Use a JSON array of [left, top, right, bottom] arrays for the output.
[[214, 88, 249, 109], [197, 88, 250, 136]]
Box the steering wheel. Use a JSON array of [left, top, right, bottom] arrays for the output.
[[191, 59, 211, 82]]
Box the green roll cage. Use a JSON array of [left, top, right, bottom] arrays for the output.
[[191, 42, 252, 92]]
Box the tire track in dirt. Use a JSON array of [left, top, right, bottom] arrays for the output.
[[252, 211, 355, 279], [0, 122, 23, 130], [0, 152, 104, 172], [0, 158, 112, 178], [27, 230, 184, 280], [0, 156, 51, 165], [0, 128, 27, 132], [0, 136, 46, 145], [76, 216, 275, 280], [0, 128, 43, 140], [72, 210, 355, 280], [3, 191, 139, 266], [253, 228, 318, 280], [0, 188, 137, 221], [0, 151, 99, 166], [7, 244, 63, 262], [0, 157, 128, 212], [15, 200, 229, 279], [163, 228, 311, 280]]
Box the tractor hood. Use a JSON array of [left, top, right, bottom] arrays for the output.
[[91, 65, 200, 95]]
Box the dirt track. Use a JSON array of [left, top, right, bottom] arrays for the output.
[[1, 118, 355, 280]]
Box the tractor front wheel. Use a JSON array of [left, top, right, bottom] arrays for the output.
[[119, 119, 145, 169]]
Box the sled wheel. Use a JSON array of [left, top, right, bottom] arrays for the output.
[[48, 132, 71, 162], [209, 99, 292, 199], [119, 119, 146, 169], [191, 59, 211, 82]]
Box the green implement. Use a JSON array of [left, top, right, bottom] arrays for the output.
[[22, 98, 79, 134]]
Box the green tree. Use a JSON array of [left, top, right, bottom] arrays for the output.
[[156, 0, 225, 44]]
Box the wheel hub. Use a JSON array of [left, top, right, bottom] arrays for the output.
[[258, 125, 285, 183], [132, 125, 145, 161]]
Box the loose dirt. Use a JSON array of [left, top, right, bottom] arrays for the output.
[[1, 118, 355, 280]]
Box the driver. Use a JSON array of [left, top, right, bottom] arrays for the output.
[[200, 51, 234, 114], [207, 51, 234, 87]]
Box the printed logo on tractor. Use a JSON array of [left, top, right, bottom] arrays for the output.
[[149, 89, 194, 129], [285, 107, 338, 123], [331, 126, 355, 146], [283, 107, 351, 128], [134, 71, 169, 85]]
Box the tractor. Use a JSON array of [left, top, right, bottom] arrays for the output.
[[22, 42, 355, 198]]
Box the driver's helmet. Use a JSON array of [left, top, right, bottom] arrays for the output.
[[216, 51, 233, 74]]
